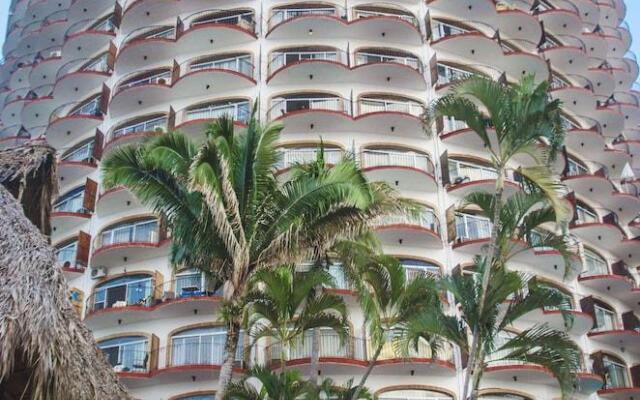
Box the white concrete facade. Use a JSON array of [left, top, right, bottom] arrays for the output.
[[1, 0, 639, 399]]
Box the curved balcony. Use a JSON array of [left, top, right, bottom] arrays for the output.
[[501, 52, 550, 83], [84, 274, 222, 330], [361, 149, 437, 192], [571, 0, 601, 27], [564, 126, 605, 154], [30, 46, 64, 86], [535, 5, 582, 36], [579, 260, 636, 294], [53, 54, 111, 104], [539, 36, 588, 75], [550, 85, 596, 117], [592, 106, 625, 137], [8, 64, 32, 90], [268, 95, 352, 134], [591, 148, 631, 179], [275, 147, 342, 175], [61, 17, 116, 62], [451, 212, 492, 254], [375, 208, 442, 249], [1, 96, 29, 127], [54, 238, 88, 277], [354, 97, 424, 136], [583, 67, 616, 97], [598, 388, 640, 400], [172, 54, 255, 98], [601, 182, 640, 224], [618, 103, 640, 129], [267, 48, 349, 85], [0, 135, 31, 150], [430, 20, 503, 67], [570, 209, 626, 248], [109, 68, 172, 118], [95, 187, 142, 218], [562, 166, 613, 199], [117, 10, 256, 73], [174, 99, 251, 138], [494, 10, 542, 54], [519, 307, 593, 336], [581, 32, 608, 62], [434, 63, 480, 94], [104, 114, 167, 152], [19, 89, 57, 130], [51, 189, 91, 234], [45, 96, 102, 148], [58, 140, 97, 183], [91, 218, 169, 268], [266, 5, 421, 45], [588, 312, 640, 352], [27, 1, 69, 27], [446, 158, 521, 198], [428, 0, 496, 23], [352, 50, 426, 90]]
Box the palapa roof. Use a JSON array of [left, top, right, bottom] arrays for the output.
[[0, 144, 131, 399]]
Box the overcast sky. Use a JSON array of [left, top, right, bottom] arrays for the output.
[[0, 1, 638, 84]]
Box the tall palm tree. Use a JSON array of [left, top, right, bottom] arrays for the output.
[[101, 110, 403, 393], [425, 75, 570, 398], [244, 265, 348, 374], [329, 243, 446, 400], [404, 191, 582, 399]]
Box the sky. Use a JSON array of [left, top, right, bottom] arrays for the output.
[[0, 1, 638, 82]]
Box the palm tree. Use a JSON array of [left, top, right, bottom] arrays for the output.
[[329, 243, 446, 400], [101, 110, 403, 393], [404, 190, 582, 399], [244, 265, 348, 374], [424, 75, 570, 398]]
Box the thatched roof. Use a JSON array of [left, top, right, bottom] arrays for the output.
[[0, 145, 57, 235], [0, 144, 131, 399]]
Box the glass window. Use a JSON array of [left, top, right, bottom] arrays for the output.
[[171, 327, 244, 366], [603, 355, 629, 388], [93, 274, 154, 310], [98, 336, 149, 372]]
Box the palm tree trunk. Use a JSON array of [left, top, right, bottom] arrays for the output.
[[219, 319, 241, 395], [463, 169, 506, 399], [351, 343, 383, 400], [309, 328, 320, 384], [281, 343, 287, 376]]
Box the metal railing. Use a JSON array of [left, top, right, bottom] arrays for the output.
[[170, 333, 244, 367], [431, 21, 470, 41], [55, 242, 77, 266], [181, 101, 250, 125], [269, 7, 340, 27], [455, 213, 492, 241], [575, 206, 598, 225], [362, 149, 433, 174], [100, 342, 150, 373], [593, 306, 617, 332], [581, 252, 609, 276], [358, 98, 424, 117], [117, 70, 171, 92], [449, 159, 498, 183], [276, 148, 342, 170], [377, 209, 440, 233], [437, 64, 475, 86], [354, 52, 421, 71], [353, 9, 417, 26], [269, 332, 366, 363], [87, 277, 155, 313], [269, 97, 349, 119], [96, 219, 159, 248], [111, 116, 167, 140], [53, 192, 85, 213], [269, 50, 345, 73], [61, 141, 94, 163], [188, 55, 253, 77]]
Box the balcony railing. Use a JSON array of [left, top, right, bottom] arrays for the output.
[[53, 192, 85, 213], [593, 306, 617, 332], [378, 209, 440, 233], [437, 64, 475, 86], [111, 116, 167, 140], [61, 141, 94, 163], [269, 50, 345, 72], [118, 71, 171, 92], [449, 160, 498, 183], [353, 9, 417, 26], [68, 97, 101, 118], [575, 206, 598, 225], [188, 55, 253, 77], [269, 97, 349, 119], [100, 340, 149, 373], [604, 360, 630, 389], [582, 253, 609, 276], [354, 52, 421, 71], [431, 21, 470, 41], [276, 148, 342, 170], [358, 98, 423, 117], [362, 149, 433, 174], [269, 7, 339, 27], [96, 219, 159, 249], [170, 332, 244, 367], [87, 277, 155, 313], [270, 332, 365, 363], [55, 242, 77, 266], [182, 101, 250, 124], [455, 214, 492, 241]]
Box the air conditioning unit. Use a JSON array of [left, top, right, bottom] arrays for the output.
[[90, 266, 108, 279]]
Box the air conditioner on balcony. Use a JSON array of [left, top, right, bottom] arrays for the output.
[[90, 266, 108, 279]]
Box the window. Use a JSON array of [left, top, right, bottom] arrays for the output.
[[594, 303, 617, 332], [603, 355, 629, 388], [400, 259, 440, 281], [92, 274, 154, 311], [455, 213, 492, 241], [583, 249, 608, 276], [379, 388, 453, 400], [175, 269, 220, 297], [449, 159, 496, 182], [171, 327, 244, 366], [99, 218, 159, 247], [55, 240, 77, 265], [53, 186, 85, 213], [98, 336, 149, 372]]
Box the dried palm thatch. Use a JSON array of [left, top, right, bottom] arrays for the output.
[[0, 144, 131, 399]]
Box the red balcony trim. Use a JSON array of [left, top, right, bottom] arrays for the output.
[[103, 130, 163, 153], [267, 60, 348, 83], [65, 29, 116, 42], [174, 119, 247, 132], [587, 329, 640, 338], [84, 295, 222, 319], [578, 274, 634, 285], [54, 70, 112, 88], [90, 238, 170, 260], [266, 14, 420, 38], [375, 357, 455, 370], [58, 160, 97, 169], [51, 211, 91, 219], [282, 357, 367, 368], [447, 179, 520, 193], [430, 31, 491, 47], [598, 388, 640, 396], [484, 364, 555, 378]]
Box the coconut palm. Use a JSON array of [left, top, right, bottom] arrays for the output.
[[404, 190, 582, 399], [424, 75, 570, 398], [244, 265, 348, 374], [101, 109, 403, 393], [328, 242, 446, 400]]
